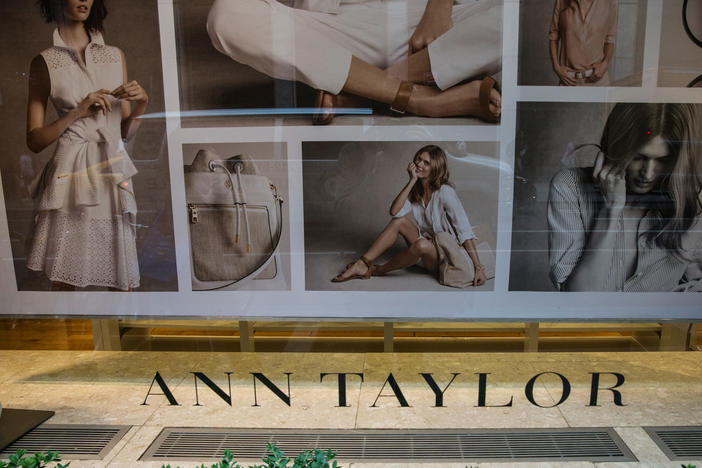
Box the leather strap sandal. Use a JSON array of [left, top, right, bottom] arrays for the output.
[[389, 81, 414, 115], [478, 76, 500, 123], [312, 90, 335, 125], [331, 256, 374, 282]]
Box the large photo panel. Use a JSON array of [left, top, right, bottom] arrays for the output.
[[658, 0, 702, 87], [303, 141, 499, 291], [173, 0, 504, 127], [518, 0, 647, 87], [181, 142, 291, 291], [510, 102, 702, 292], [0, 0, 177, 292]]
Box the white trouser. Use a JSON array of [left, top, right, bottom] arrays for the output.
[[207, 0, 502, 94]]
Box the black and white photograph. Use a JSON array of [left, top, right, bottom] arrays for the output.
[[303, 141, 498, 291], [182, 142, 291, 291], [518, 0, 647, 86], [174, 0, 503, 126], [658, 0, 702, 87], [0, 0, 177, 292], [510, 102, 702, 292]]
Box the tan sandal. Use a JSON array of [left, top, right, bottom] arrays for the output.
[[389, 81, 414, 115], [478, 76, 500, 123], [312, 90, 335, 125], [331, 256, 374, 282]]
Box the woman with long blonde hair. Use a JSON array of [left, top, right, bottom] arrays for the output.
[[333, 145, 487, 286]]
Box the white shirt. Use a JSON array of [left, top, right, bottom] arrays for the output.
[[393, 184, 476, 244]]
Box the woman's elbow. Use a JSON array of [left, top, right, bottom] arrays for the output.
[[26, 133, 45, 154]]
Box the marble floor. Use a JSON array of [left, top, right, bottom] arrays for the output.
[[0, 350, 701, 467]]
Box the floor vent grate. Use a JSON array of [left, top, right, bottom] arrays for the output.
[[0, 425, 131, 460], [645, 426, 702, 460], [141, 428, 636, 463]]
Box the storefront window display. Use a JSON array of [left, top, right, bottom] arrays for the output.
[[0, 1, 701, 464]]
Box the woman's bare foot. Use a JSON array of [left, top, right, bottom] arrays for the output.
[[407, 79, 501, 120], [313, 91, 372, 125], [331, 258, 372, 282]]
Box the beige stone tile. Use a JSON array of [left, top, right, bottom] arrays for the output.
[[0, 383, 99, 418], [596, 427, 702, 468], [347, 463, 595, 468], [0, 351, 99, 383], [51, 460, 108, 468], [143, 353, 365, 429], [19, 351, 204, 385], [598, 427, 680, 468], [595, 462, 701, 468], [105, 425, 167, 468], [0, 382, 164, 425], [528, 356, 702, 427], [354, 354, 569, 429]]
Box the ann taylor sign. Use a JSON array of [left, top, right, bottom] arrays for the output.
[[142, 371, 626, 408]]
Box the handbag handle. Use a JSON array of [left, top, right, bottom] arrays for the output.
[[210, 160, 251, 251]]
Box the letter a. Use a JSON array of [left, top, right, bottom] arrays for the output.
[[371, 373, 410, 407], [142, 371, 179, 406]]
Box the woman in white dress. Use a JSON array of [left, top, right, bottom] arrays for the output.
[[332, 145, 487, 286], [26, 0, 148, 291]]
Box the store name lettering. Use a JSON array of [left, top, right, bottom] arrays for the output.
[[142, 371, 626, 408]]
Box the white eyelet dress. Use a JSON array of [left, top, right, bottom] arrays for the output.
[[27, 30, 140, 290]]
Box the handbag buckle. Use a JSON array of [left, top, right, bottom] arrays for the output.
[[189, 204, 199, 224]]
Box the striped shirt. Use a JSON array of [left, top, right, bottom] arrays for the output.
[[547, 168, 702, 292]]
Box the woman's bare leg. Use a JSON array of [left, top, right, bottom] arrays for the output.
[[374, 238, 439, 276], [384, 48, 434, 85], [320, 48, 436, 117], [340, 56, 500, 119], [334, 217, 419, 281]]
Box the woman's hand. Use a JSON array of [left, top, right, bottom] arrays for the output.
[[409, 0, 453, 54], [407, 161, 420, 182], [473, 265, 487, 287], [593, 151, 626, 210], [588, 60, 609, 83], [553, 64, 577, 86], [76, 89, 113, 118], [111, 80, 148, 105]]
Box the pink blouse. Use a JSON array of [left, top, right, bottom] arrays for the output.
[[549, 0, 618, 72]]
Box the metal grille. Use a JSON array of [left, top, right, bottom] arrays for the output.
[[645, 426, 702, 460], [141, 428, 636, 463], [0, 425, 131, 460]]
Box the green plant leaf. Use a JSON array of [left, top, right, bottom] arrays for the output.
[[19, 457, 36, 468]]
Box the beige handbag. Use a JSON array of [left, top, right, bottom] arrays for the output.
[[185, 150, 283, 291], [434, 225, 496, 288]]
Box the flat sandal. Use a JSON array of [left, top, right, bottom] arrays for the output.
[[331, 256, 374, 282]]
